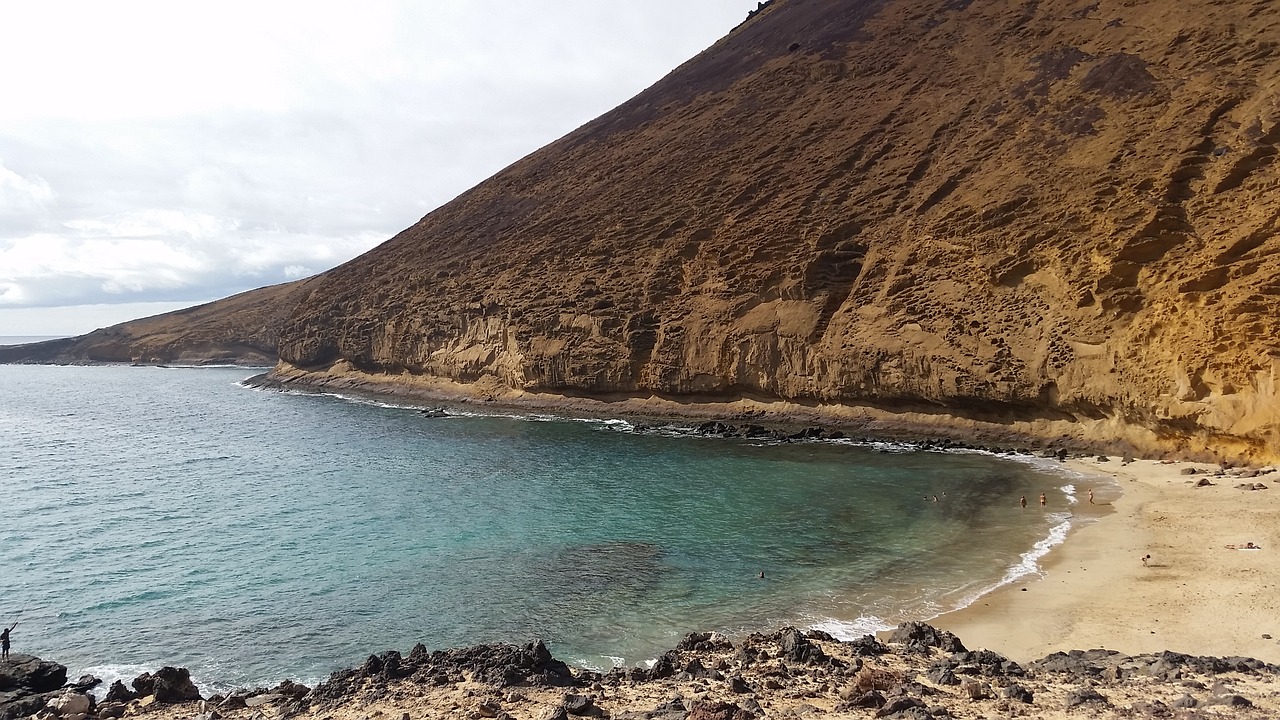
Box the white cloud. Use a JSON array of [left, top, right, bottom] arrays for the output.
[[0, 0, 754, 336]]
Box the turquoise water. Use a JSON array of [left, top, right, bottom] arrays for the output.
[[0, 365, 1094, 693]]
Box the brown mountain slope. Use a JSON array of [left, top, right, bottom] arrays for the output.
[[268, 0, 1280, 462], [0, 280, 312, 366]]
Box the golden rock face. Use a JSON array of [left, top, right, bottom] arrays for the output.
[[268, 0, 1280, 460], [12, 0, 1277, 461]]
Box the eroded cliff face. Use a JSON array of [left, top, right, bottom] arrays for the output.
[[271, 0, 1280, 462]]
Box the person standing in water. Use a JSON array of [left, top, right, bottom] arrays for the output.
[[1039, 493, 1047, 506], [1020, 495, 1027, 508], [1, 621, 15, 659]]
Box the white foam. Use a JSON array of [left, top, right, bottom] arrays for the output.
[[806, 614, 894, 640], [950, 516, 1073, 610], [76, 663, 153, 700], [1061, 483, 1078, 504]]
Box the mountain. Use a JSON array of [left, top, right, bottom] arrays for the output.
[[12, 0, 1280, 462]]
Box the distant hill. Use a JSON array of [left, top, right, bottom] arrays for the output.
[[12, 0, 1280, 462], [0, 280, 310, 366]]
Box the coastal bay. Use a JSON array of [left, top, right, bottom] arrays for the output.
[[5, 366, 1280, 719]]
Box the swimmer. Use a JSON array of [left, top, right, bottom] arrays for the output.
[[1039, 493, 1046, 506], [1020, 495, 1027, 508]]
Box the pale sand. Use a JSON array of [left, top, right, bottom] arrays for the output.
[[935, 457, 1280, 664]]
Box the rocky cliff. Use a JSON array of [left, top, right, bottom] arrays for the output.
[[11, 0, 1278, 462], [262, 0, 1280, 462]]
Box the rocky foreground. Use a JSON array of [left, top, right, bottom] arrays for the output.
[[6, 623, 1280, 720]]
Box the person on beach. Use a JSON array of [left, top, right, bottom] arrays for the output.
[[1142, 554, 1151, 566], [1, 621, 15, 659], [1020, 495, 1027, 508], [1088, 488, 1095, 504]]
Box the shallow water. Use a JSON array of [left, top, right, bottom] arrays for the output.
[[0, 365, 1097, 692]]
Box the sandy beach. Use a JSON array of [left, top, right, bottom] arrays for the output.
[[936, 457, 1280, 665]]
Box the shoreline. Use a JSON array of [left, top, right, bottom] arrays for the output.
[[934, 457, 1280, 664], [257, 363, 1280, 466]]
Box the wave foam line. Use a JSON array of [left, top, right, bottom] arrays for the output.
[[806, 614, 895, 641], [951, 516, 1073, 612]]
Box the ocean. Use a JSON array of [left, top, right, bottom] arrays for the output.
[[0, 364, 1101, 694]]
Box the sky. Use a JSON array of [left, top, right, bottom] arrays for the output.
[[0, 1, 754, 337]]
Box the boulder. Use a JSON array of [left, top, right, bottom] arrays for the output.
[[0, 691, 51, 720], [0, 654, 68, 693], [874, 696, 926, 717], [271, 679, 311, 700], [45, 691, 92, 717], [102, 680, 136, 704], [1064, 687, 1108, 709], [777, 627, 827, 664], [562, 693, 601, 716], [95, 701, 127, 719], [64, 675, 100, 693], [1001, 683, 1034, 704], [150, 667, 201, 703], [887, 622, 967, 654]]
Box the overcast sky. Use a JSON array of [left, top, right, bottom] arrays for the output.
[[0, 1, 753, 337]]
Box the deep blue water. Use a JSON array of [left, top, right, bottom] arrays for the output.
[[0, 365, 1096, 693]]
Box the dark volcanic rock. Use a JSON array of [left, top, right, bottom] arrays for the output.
[[1002, 682, 1034, 704], [151, 666, 202, 703], [0, 655, 70, 720], [0, 654, 67, 693], [888, 622, 967, 654], [777, 627, 827, 665], [311, 640, 576, 709], [103, 679, 137, 704], [843, 635, 891, 657], [875, 696, 927, 717], [677, 632, 733, 653], [1064, 687, 1109, 709]]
